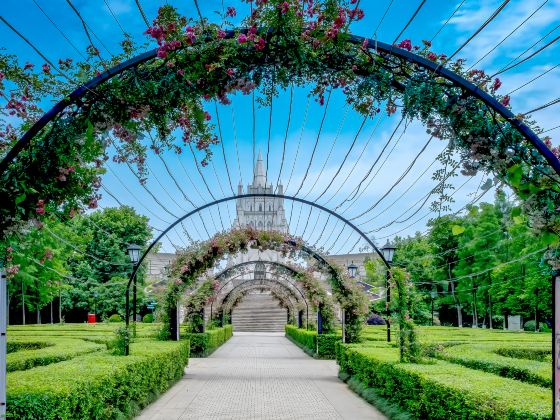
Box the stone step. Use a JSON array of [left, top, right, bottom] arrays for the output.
[[232, 292, 287, 333]]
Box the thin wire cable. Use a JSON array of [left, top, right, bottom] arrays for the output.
[[446, 0, 511, 62], [430, 0, 467, 42], [103, 0, 128, 36], [490, 23, 560, 77], [523, 97, 560, 115], [373, 0, 395, 36], [65, 0, 113, 57], [285, 95, 311, 192], [467, 0, 549, 70], [506, 63, 559, 96], [492, 35, 560, 77], [275, 85, 294, 193], [293, 89, 332, 196], [392, 0, 427, 44], [134, 0, 150, 27]]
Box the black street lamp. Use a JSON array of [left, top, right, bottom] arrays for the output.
[[347, 261, 358, 279], [430, 290, 437, 326], [381, 239, 396, 343], [126, 244, 141, 344]]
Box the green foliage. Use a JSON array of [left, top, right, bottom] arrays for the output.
[[183, 278, 218, 331], [142, 314, 154, 323], [182, 324, 233, 357], [7, 339, 190, 420], [108, 314, 123, 323], [107, 326, 131, 356], [7, 341, 49, 354], [285, 325, 340, 359], [7, 338, 104, 372], [390, 267, 420, 363], [337, 344, 551, 419], [434, 343, 551, 387]]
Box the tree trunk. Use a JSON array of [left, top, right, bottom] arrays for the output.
[[449, 262, 462, 327], [36, 307, 40, 324], [472, 285, 478, 327], [535, 288, 539, 331], [50, 300, 54, 324], [488, 294, 493, 329], [22, 281, 25, 325], [59, 287, 62, 323]]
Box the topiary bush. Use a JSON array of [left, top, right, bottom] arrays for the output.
[[7, 340, 190, 419], [142, 314, 154, 323], [367, 313, 386, 325], [183, 324, 233, 357], [285, 325, 340, 359], [108, 314, 123, 323]]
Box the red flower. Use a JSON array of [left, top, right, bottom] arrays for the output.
[[226, 6, 236, 17], [427, 52, 437, 61], [204, 111, 211, 121], [42, 64, 51, 74], [36, 207, 45, 215], [279, 1, 289, 14], [24, 62, 34, 70], [237, 33, 248, 44], [226, 68, 235, 76], [217, 29, 226, 39]]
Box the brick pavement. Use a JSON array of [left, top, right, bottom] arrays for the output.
[[137, 333, 386, 420]]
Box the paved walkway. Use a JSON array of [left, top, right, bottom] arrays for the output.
[[137, 333, 386, 419]]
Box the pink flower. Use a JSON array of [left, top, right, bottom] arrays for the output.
[[42, 64, 51, 74], [422, 39, 432, 48], [237, 33, 248, 44], [226, 68, 235, 76], [427, 52, 437, 61], [6, 247, 13, 253], [217, 29, 226, 39], [492, 78, 502, 92], [500, 95, 510, 107], [226, 6, 236, 17], [204, 111, 211, 121], [255, 37, 266, 50], [279, 1, 289, 13], [397, 39, 412, 52], [24, 62, 34, 70], [177, 69, 185, 76], [36, 207, 45, 215]]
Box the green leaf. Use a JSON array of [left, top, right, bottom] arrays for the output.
[[512, 216, 523, 225], [506, 164, 523, 188], [451, 225, 465, 235], [511, 207, 522, 218], [15, 194, 26, 206], [541, 232, 559, 245]]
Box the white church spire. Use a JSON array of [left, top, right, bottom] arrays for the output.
[[253, 150, 266, 187]]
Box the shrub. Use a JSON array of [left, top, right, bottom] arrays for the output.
[[7, 340, 190, 420], [7, 338, 104, 372], [337, 344, 551, 419], [495, 346, 552, 363], [108, 314, 123, 323], [285, 325, 340, 359], [7, 341, 50, 354], [107, 327, 131, 356], [142, 314, 154, 323], [524, 320, 537, 331], [183, 324, 233, 357]]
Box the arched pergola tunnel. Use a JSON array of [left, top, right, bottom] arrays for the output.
[[1, 1, 560, 414]]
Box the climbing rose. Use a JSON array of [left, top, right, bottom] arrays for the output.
[[279, 2, 289, 13], [492, 78, 502, 92], [238, 33, 248, 44], [398, 39, 412, 52], [255, 37, 266, 50], [217, 29, 226, 39], [42, 64, 51, 74], [500, 95, 510, 107], [226, 6, 236, 17]]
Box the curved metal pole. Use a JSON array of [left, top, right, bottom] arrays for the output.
[[210, 267, 309, 324], [3, 32, 559, 175], [127, 192, 390, 288], [219, 278, 303, 320]]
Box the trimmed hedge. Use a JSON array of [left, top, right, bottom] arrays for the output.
[[7, 341, 50, 354], [337, 344, 552, 419], [7, 338, 104, 372], [436, 343, 551, 387], [496, 346, 552, 363], [183, 324, 233, 357], [7, 339, 190, 420], [285, 325, 340, 359]]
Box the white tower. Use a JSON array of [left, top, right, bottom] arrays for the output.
[[233, 150, 288, 233]]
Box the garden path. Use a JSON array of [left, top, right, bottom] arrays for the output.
[[137, 332, 386, 419]]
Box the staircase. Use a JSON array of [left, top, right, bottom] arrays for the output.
[[232, 292, 287, 332]]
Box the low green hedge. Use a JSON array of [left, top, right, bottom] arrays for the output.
[[285, 325, 340, 359], [435, 343, 551, 387], [7, 341, 50, 354], [7, 339, 190, 420], [496, 346, 552, 363], [183, 324, 233, 357], [337, 344, 552, 419], [7, 338, 105, 372]]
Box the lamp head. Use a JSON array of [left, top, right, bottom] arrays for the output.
[[127, 243, 141, 265], [380, 239, 396, 264]]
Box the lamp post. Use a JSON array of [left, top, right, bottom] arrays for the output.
[[430, 290, 437, 326], [381, 239, 396, 343], [126, 244, 141, 343]]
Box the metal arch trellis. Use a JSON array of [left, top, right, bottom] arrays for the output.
[[218, 278, 303, 324], [2, 32, 560, 176]]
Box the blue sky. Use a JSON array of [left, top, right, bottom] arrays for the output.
[[2, 0, 559, 253]]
